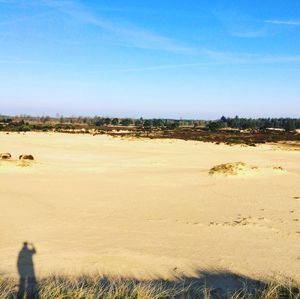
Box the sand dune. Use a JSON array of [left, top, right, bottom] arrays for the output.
[[0, 132, 299, 281]]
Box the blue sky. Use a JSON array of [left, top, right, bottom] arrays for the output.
[[0, 0, 299, 119]]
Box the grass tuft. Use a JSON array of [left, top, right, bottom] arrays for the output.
[[209, 162, 247, 176], [0, 274, 299, 299]]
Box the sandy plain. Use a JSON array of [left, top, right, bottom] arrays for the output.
[[0, 132, 299, 282]]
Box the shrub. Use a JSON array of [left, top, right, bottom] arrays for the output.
[[206, 121, 224, 131]]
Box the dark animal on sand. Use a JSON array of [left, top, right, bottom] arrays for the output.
[[0, 153, 12, 160], [19, 155, 34, 161]]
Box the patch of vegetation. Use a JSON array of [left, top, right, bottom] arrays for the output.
[[0, 273, 299, 299], [273, 166, 284, 171], [206, 121, 225, 131], [0, 115, 299, 145], [16, 124, 32, 132], [209, 162, 247, 176], [218, 116, 299, 132]]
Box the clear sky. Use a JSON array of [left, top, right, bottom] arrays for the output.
[[0, 0, 299, 119]]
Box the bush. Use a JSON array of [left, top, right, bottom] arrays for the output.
[[206, 121, 224, 131], [17, 124, 32, 132], [283, 121, 296, 132], [165, 121, 179, 130], [120, 118, 132, 126], [111, 118, 119, 125]]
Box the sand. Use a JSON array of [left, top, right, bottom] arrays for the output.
[[0, 132, 299, 281]]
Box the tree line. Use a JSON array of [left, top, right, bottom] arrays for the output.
[[0, 114, 299, 132], [207, 116, 300, 132]]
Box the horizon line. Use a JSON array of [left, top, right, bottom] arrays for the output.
[[1, 113, 300, 121]]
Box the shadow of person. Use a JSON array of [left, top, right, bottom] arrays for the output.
[[17, 242, 39, 299]]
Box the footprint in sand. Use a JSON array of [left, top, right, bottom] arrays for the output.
[[209, 216, 252, 227], [208, 215, 278, 233]]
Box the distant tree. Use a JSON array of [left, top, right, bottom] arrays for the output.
[[283, 120, 296, 132], [152, 119, 164, 128], [134, 119, 143, 127], [0, 117, 12, 123], [220, 116, 227, 123], [120, 118, 132, 126], [206, 121, 224, 131], [94, 117, 105, 126], [41, 116, 50, 124], [143, 119, 153, 128], [134, 117, 144, 127], [165, 121, 179, 130], [103, 118, 111, 125], [111, 118, 119, 125]]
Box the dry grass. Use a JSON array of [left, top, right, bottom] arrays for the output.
[[0, 274, 299, 299], [209, 162, 247, 176], [0, 153, 12, 160], [17, 160, 33, 167], [272, 166, 284, 171], [19, 155, 34, 161], [0, 159, 33, 167]]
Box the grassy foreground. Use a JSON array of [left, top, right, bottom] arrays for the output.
[[0, 273, 299, 299]]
